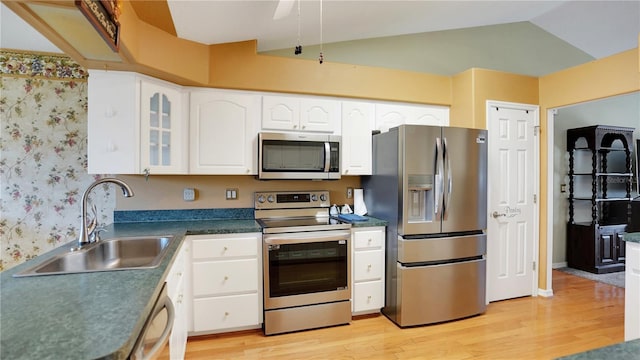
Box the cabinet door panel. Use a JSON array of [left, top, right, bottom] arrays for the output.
[[353, 280, 383, 312], [300, 98, 340, 133], [192, 259, 258, 296], [87, 71, 139, 174], [342, 101, 373, 175], [354, 250, 383, 281], [190, 91, 259, 174], [192, 293, 260, 332], [140, 81, 186, 174], [353, 229, 384, 250], [191, 236, 258, 260], [262, 96, 299, 131]]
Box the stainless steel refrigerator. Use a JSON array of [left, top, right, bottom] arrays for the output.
[[363, 124, 488, 327]]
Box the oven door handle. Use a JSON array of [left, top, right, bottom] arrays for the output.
[[264, 231, 351, 244]]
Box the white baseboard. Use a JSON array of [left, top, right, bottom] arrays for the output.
[[538, 288, 554, 297], [552, 262, 567, 269]]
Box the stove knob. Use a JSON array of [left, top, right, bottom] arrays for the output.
[[319, 194, 327, 202], [311, 194, 318, 202], [267, 195, 275, 203], [257, 195, 266, 203]]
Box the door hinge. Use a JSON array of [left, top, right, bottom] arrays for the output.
[[533, 194, 537, 204], [533, 261, 536, 271], [534, 125, 540, 136]]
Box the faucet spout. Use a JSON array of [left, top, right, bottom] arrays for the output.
[[78, 178, 134, 247]]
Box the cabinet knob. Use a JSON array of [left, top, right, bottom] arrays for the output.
[[224, 312, 229, 317], [293, 124, 298, 129], [367, 264, 372, 270], [224, 275, 229, 281]]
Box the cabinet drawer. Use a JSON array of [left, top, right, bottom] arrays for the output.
[[353, 280, 383, 312], [191, 236, 258, 260], [192, 259, 258, 296], [192, 293, 260, 332], [353, 230, 383, 250], [354, 250, 383, 281]]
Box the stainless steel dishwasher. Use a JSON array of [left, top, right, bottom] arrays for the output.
[[130, 283, 174, 360]]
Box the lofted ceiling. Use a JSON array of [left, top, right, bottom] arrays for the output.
[[1, 0, 639, 77]]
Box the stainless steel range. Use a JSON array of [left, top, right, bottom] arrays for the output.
[[255, 190, 352, 335]]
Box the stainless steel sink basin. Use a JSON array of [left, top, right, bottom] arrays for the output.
[[13, 236, 175, 277]]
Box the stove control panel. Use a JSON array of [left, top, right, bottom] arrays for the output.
[[254, 191, 331, 210]]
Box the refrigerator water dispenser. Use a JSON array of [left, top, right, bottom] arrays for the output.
[[407, 174, 434, 222]]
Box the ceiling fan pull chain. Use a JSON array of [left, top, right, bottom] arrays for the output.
[[295, 0, 302, 55], [319, 0, 324, 64]]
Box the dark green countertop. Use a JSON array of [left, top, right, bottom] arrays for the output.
[[623, 232, 640, 243], [333, 215, 388, 228], [0, 217, 384, 359], [0, 219, 260, 360], [556, 339, 640, 359]]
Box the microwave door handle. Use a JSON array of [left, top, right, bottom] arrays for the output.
[[324, 141, 331, 172], [131, 295, 175, 360]]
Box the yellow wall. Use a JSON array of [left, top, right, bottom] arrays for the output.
[[451, 69, 538, 129], [537, 48, 640, 290]]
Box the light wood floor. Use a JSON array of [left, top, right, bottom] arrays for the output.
[[183, 270, 624, 359]]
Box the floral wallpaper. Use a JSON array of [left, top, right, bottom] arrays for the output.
[[0, 51, 111, 271]]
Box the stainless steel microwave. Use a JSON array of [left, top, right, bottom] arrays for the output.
[[258, 132, 341, 180]]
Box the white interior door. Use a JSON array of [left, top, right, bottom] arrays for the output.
[[487, 102, 539, 302]]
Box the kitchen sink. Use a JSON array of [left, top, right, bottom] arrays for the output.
[[13, 236, 175, 277]]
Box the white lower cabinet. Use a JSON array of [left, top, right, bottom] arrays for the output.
[[166, 240, 189, 360], [187, 233, 262, 334], [625, 241, 640, 341], [351, 227, 385, 315]]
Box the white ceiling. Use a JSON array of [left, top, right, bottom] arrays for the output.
[[1, 1, 639, 74], [167, 0, 639, 58]]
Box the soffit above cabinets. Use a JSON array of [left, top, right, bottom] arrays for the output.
[[27, 2, 121, 62], [2, 1, 124, 66]]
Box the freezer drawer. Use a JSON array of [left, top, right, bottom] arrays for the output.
[[397, 233, 486, 263], [392, 258, 486, 327]]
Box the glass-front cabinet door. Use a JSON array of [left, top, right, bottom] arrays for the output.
[[140, 81, 186, 174]]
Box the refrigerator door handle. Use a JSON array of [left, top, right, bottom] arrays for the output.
[[435, 137, 444, 218], [443, 137, 452, 219]]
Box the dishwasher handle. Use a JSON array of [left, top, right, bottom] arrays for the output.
[[131, 295, 175, 360]]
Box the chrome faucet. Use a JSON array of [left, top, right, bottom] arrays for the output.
[[78, 177, 134, 248]]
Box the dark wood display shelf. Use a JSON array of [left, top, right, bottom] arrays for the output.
[[566, 125, 634, 274]]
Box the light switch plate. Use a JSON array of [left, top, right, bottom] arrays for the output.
[[226, 188, 238, 200], [183, 188, 196, 201]]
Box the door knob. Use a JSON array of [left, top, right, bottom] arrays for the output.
[[492, 211, 505, 218]]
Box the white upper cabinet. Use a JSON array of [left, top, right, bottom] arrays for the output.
[[87, 70, 187, 175], [262, 95, 340, 134], [375, 102, 449, 132], [189, 90, 260, 174], [341, 101, 374, 175]]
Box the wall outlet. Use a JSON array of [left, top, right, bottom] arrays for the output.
[[347, 187, 353, 199], [183, 188, 196, 201], [226, 188, 238, 200]]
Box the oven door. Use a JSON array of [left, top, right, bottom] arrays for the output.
[[263, 230, 351, 310]]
